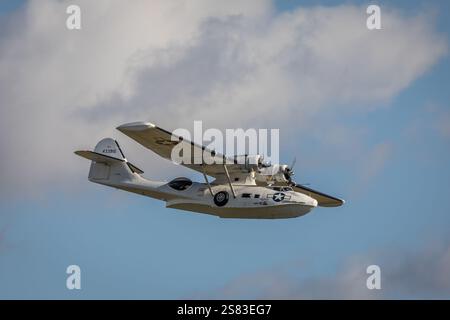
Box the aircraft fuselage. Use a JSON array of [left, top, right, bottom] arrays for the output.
[[94, 175, 318, 219]]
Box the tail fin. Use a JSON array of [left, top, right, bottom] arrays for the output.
[[75, 138, 143, 183]]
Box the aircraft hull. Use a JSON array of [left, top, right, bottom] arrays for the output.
[[167, 202, 314, 219]]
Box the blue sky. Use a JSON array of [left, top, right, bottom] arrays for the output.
[[0, 0, 449, 299]]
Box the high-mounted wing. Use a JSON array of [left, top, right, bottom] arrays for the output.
[[116, 122, 244, 180], [292, 184, 345, 207]]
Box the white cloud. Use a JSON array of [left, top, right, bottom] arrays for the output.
[[0, 1, 446, 198]]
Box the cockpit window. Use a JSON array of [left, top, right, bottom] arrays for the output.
[[168, 177, 192, 191]]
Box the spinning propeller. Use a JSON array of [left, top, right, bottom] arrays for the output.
[[283, 157, 296, 185]]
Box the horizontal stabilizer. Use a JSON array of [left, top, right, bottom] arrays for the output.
[[74, 150, 124, 164], [75, 150, 144, 174]]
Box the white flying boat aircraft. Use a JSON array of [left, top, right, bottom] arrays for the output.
[[75, 122, 344, 219]]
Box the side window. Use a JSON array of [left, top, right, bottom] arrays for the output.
[[254, 194, 260, 198], [242, 193, 251, 198], [168, 177, 193, 191]]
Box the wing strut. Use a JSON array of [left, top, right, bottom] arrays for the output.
[[201, 165, 214, 197], [223, 164, 237, 198]]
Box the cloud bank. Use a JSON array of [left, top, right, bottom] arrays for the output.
[[196, 238, 450, 299], [0, 0, 446, 198]]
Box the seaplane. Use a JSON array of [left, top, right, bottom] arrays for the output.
[[75, 122, 344, 219]]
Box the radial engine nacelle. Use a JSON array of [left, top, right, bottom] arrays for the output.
[[255, 163, 293, 184], [233, 154, 266, 171], [232, 155, 293, 184]]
